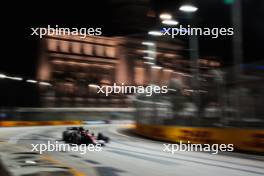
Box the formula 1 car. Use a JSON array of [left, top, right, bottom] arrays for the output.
[[62, 127, 110, 145]]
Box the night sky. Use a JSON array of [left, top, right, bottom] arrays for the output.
[[1, 0, 264, 78]]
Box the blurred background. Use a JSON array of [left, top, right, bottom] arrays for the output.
[[0, 0, 263, 125], [0, 1, 263, 175]]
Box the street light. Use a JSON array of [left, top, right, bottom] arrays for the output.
[[159, 13, 172, 20], [152, 65, 162, 69], [179, 5, 198, 13], [143, 56, 155, 60], [88, 84, 98, 88], [162, 19, 179, 26], [142, 41, 155, 46], [148, 30, 163, 36], [179, 4, 199, 119], [39, 82, 52, 86], [26, 79, 37, 83], [0, 74, 7, 79], [0, 74, 22, 81], [9, 77, 23, 81], [143, 50, 156, 54], [144, 62, 154, 65]]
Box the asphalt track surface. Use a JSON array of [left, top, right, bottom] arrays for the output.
[[0, 125, 263, 176]]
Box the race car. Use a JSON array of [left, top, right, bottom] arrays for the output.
[[62, 127, 110, 145]]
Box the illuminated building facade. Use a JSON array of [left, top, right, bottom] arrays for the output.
[[37, 34, 220, 107]]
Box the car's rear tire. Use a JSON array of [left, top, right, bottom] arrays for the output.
[[63, 131, 70, 141]]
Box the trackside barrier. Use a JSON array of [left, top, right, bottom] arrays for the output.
[[135, 123, 264, 153], [0, 121, 82, 127]]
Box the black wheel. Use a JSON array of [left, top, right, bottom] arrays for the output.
[[62, 131, 70, 141], [97, 133, 103, 140], [105, 137, 110, 143]]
